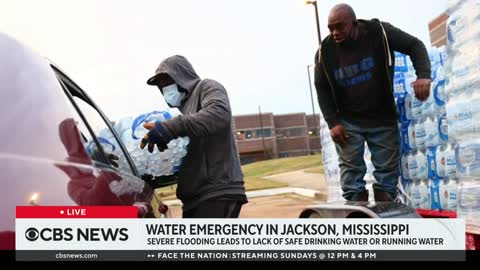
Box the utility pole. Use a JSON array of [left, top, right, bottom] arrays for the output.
[[259, 106, 267, 159]]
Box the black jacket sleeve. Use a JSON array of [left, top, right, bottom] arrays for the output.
[[382, 21, 431, 79], [314, 49, 338, 129]]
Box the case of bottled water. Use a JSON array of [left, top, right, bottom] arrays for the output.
[[395, 44, 457, 210], [317, 0, 480, 213], [439, 178, 458, 211], [444, 0, 480, 227], [95, 109, 189, 177]]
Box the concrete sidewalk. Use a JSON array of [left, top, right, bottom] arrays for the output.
[[264, 169, 327, 200], [163, 170, 328, 218]]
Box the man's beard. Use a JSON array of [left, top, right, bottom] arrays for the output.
[[336, 27, 359, 49], [336, 37, 356, 49]]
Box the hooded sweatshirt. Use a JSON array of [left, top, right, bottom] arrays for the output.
[[154, 55, 246, 211]]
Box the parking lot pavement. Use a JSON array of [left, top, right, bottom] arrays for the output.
[[163, 171, 328, 218], [239, 194, 325, 218], [165, 193, 325, 218], [264, 169, 326, 193]]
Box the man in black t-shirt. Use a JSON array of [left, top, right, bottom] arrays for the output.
[[314, 4, 431, 202]]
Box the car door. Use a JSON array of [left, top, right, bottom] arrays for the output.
[[53, 66, 169, 217]]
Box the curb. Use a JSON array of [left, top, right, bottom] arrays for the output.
[[162, 187, 326, 206]]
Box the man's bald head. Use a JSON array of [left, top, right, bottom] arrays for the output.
[[328, 4, 358, 43], [329, 4, 356, 21]]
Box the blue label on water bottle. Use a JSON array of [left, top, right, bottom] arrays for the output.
[[394, 73, 406, 93], [434, 79, 446, 106], [430, 179, 441, 211], [131, 111, 173, 139], [427, 146, 439, 179], [411, 98, 423, 120], [439, 114, 449, 142], [447, 16, 465, 44], [401, 122, 415, 151], [85, 137, 116, 155], [400, 154, 410, 180], [394, 52, 409, 72], [396, 93, 406, 122]]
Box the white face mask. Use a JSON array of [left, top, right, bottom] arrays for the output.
[[162, 84, 185, 107]]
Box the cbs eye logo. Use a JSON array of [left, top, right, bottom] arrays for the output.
[[25, 227, 39, 241]]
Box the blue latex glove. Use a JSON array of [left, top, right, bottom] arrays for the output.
[[140, 121, 174, 153]]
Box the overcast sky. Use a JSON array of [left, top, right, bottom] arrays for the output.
[[0, 0, 448, 120]]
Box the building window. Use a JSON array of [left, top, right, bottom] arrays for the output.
[[236, 128, 272, 140], [276, 127, 306, 139], [256, 129, 272, 138], [236, 131, 245, 140]]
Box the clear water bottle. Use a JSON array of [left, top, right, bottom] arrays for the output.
[[447, 91, 473, 141], [439, 46, 448, 66], [401, 153, 411, 180], [439, 178, 458, 211], [427, 146, 439, 179], [414, 118, 427, 150], [457, 138, 480, 177], [401, 121, 416, 151], [410, 90, 424, 120], [436, 143, 457, 178], [423, 77, 446, 117], [429, 47, 442, 70], [469, 88, 480, 134], [84, 136, 116, 157], [411, 181, 422, 208], [422, 90, 436, 117], [424, 116, 439, 147], [416, 150, 428, 181], [457, 177, 480, 227], [429, 179, 441, 210], [109, 109, 190, 177], [114, 117, 135, 151], [447, 2, 480, 50], [411, 181, 431, 209], [402, 91, 414, 122], [397, 92, 414, 123], [131, 111, 173, 140], [394, 73, 407, 93], [419, 180, 431, 210], [439, 113, 449, 143], [394, 52, 409, 72], [408, 152, 418, 181]]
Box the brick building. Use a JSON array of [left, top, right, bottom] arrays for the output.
[[429, 13, 448, 47], [232, 113, 321, 164]]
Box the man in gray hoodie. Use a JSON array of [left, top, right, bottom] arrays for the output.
[[142, 55, 247, 218]]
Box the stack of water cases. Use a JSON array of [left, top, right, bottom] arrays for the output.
[[395, 45, 458, 211], [445, 0, 480, 225], [321, 47, 451, 204], [97, 108, 189, 177]]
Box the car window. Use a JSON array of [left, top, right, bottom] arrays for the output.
[[69, 96, 135, 176]]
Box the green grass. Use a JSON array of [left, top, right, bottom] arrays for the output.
[[242, 154, 323, 178], [244, 177, 288, 191], [242, 154, 323, 192], [153, 154, 323, 203]]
